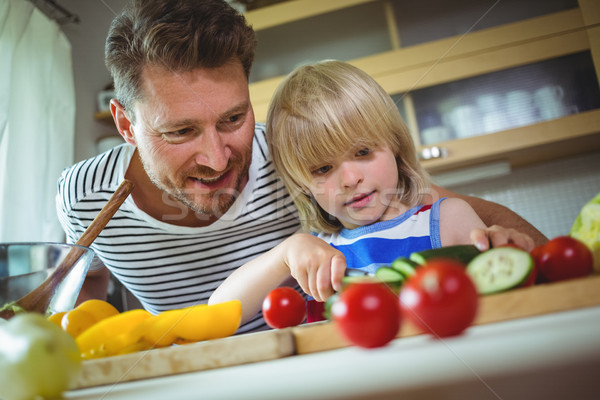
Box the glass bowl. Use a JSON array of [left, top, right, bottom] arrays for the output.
[[0, 242, 94, 315]]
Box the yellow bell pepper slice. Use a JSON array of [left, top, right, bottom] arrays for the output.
[[142, 300, 242, 347], [76, 309, 152, 359]]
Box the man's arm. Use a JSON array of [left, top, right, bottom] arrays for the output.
[[431, 184, 548, 248]]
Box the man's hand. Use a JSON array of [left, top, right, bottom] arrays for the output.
[[470, 225, 535, 252], [283, 234, 347, 302]]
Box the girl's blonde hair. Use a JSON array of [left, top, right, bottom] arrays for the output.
[[266, 60, 430, 234]]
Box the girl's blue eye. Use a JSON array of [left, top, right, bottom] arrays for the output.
[[356, 148, 370, 156], [313, 165, 332, 175]]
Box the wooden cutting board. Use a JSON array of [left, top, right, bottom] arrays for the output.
[[74, 274, 600, 389]]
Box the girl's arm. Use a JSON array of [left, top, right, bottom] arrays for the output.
[[209, 233, 346, 325], [439, 197, 487, 247]]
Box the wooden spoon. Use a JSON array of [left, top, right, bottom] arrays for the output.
[[0, 179, 135, 319]]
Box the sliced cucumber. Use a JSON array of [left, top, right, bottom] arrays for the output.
[[341, 275, 378, 285], [374, 267, 404, 292], [375, 266, 405, 284], [323, 293, 339, 321], [391, 257, 419, 278], [409, 245, 481, 266], [466, 247, 534, 295]]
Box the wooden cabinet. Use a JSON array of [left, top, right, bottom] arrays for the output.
[[244, 0, 600, 174], [94, 0, 600, 174]]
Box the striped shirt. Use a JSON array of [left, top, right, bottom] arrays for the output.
[[56, 124, 300, 333], [316, 199, 445, 274]]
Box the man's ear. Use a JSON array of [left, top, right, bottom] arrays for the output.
[[110, 99, 136, 146]]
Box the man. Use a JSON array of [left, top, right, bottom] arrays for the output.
[[57, 0, 546, 333]]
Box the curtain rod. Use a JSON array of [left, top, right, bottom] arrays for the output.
[[30, 0, 80, 25]]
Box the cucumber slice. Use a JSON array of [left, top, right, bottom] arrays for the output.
[[409, 245, 481, 266], [466, 247, 534, 295], [374, 266, 405, 284], [375, 267, 404, 292], [391, 257, 419, 278], [341, 275, 378, 285]]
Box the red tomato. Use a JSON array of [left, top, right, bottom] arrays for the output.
[[332, 282, 401, 348], [536, 236, 593, 282], [262, 287, 306, 329], [400, 259, 478, 338], [530, 244, 546, 284]]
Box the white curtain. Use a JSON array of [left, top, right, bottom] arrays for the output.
[[0, 0, 75, 242]]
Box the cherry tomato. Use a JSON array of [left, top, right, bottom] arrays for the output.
[[331, 282, 401, 348], [262, 287, 306, 329], [536, 236, 593, 282], [530, 244, 546, 284], [400, 259, 478, 338]]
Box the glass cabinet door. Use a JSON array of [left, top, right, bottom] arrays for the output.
[[391, 0, 578, 47], [395, 51, 600, 146], [249, 1, 393, 83]]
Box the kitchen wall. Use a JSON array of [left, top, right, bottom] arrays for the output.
[[446, 150, 600, 239], [56, 0, 598, 240], [59, 0, 127, 162]]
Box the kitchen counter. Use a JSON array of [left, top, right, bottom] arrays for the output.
[[66, 305, 600, 400]]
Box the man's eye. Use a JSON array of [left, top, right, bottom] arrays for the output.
[[227, 114, 240, 123], [175, 128, 191, 136], [162, 128, 193, 142], [222, 113, 243, 126], [164, 128, 191, 136]]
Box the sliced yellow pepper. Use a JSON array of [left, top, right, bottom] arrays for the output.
[[76, 301, 242, 359], [142, 301, 242, 347], [76, 309, 152, 359]]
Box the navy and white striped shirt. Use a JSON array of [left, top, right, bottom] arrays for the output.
[[56, 124, 300, 333]]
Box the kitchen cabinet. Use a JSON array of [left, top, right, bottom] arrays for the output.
[[93, 0, 600, 174], [243, 0, 600, 174]]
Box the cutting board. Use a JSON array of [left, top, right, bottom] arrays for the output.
[[74, 274, 600, 389]]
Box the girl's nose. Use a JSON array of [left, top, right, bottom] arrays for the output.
[[339, 162, 363, 188]]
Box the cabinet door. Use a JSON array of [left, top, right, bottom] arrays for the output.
[[249, 1, 393, 83], [390, 0, 579, 47], [397, 51, 600, 146]]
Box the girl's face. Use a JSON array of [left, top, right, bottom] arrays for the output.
[[307, 145, 404, 230]]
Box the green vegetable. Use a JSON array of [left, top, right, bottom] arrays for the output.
[[0, 313, 82, 400], [409, 245, 481, 266], [374, 267, 404, 292], [391, 257, 419, 278], [466, 247, 533, 295], [323, 293, 339, 321], [570, 192, 600, 273]]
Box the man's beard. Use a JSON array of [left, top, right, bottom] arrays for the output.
[[142, 157, 250, 219]]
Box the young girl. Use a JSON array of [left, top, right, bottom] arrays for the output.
[[210, 60, 488, 324]]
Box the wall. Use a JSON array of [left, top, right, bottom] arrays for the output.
[[60, 0, 127, 163], [447, 151, 600, 239]]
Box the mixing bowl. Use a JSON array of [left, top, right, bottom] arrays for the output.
[[0, 242, 94, 315]]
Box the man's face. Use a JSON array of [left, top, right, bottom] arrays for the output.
[[129, 60, 255, 221]]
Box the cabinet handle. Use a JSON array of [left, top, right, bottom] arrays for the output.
[[419, 146, 447, 160]]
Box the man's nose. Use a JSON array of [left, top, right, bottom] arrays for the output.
[[194, 129, 231, 171]]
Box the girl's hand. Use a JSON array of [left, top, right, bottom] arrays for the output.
[[283, 234, 347, 302], [470, 225, 535, 252]]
